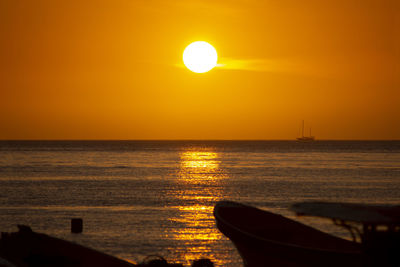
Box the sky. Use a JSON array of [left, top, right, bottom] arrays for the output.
[[1, 0, 399, 140]]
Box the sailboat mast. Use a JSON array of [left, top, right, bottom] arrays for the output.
[[297, 120, 315, 141]]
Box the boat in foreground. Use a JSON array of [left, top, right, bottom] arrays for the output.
[[0, 225, 185, 267], [0, 225, 134, 267], [214, 201, 363, 267]]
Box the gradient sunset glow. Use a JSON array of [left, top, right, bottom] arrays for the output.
[[1, 1, 399, 140]]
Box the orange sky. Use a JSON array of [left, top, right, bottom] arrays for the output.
[[1, 0, 399, 140]]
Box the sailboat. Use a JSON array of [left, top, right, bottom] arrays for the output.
[[297, 120, 315, 141]]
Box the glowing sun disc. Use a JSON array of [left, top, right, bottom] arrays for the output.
[[183, 41, 217, 73]]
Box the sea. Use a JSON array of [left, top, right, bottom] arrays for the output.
[[0, 140, 399, 266]]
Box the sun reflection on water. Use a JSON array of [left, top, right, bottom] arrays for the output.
[[167, 150, 227, 265], [180, 152, 220, 171]]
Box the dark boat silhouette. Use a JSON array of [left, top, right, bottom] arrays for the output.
[[0, 225, 134, 267], [297, 120, 315, 141], [0, 225, 184, 267], [214, 201, 363, 267]]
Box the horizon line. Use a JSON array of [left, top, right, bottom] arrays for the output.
[[0, 139, 399, 142]]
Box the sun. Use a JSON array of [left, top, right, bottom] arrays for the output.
[[183, 41, 218, 73]]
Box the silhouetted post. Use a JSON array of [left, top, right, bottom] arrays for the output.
[[71, 218, 83, 233]]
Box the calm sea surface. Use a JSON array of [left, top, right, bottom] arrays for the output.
[[0, 141, 399, 266]]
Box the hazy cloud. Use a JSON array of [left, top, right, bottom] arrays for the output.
[[216, 58, 298, 73]]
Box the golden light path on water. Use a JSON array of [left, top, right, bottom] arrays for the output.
[[181, 152, 220, 170], [168, 150, 227, 266]]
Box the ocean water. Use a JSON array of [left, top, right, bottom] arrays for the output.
[[0, 140, 399, 266]]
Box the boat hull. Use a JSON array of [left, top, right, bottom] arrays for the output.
[[214, 201, 363, 267], [296, 137, 315, 141], [0, 225, 133, 267]]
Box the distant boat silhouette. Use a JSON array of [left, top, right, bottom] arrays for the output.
[[297, 120, 315, 141]]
